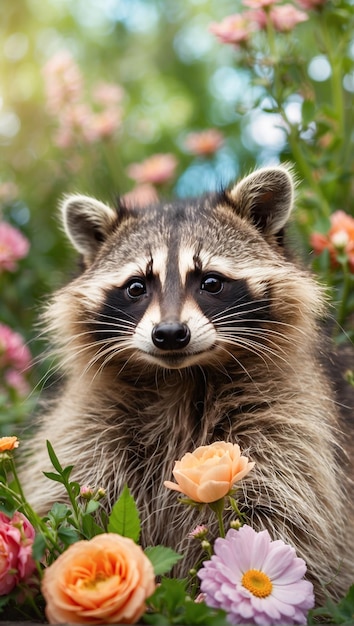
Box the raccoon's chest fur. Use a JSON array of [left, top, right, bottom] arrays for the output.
[[21, 166, 354, 604]]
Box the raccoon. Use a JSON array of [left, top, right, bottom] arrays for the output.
[[21, 166, 353, 602]]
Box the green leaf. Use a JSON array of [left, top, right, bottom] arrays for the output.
[[49, 502, 72, 523], [308, 584, 354, 625], [81, 513, 105, 539], [42, 471, 64, 484], [69, 481, 80, 498], [31, 532, 47, 561], [107, 484, 141, 542], [145, 578, 228, 625], [46, 440, 63, 474], [86, 499, 100, 515], [144, 545, 183, 576], [62, 465, 74, 481], [58, 526, 80, 546]]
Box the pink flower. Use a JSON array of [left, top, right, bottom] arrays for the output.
[[126, 154, 178, 185], [4, 369, 30, 396], [310, 210, 354, 272], [209, 14, 257, 46], [0, 323, 31, 372], [0, 222, 29, 272], [243, 0, 279, 8], [188, 525, 209, 539], [122, 184, 159, 209], [198, 525, 314, 625], [92, 82, 125, 107], [184, 129, 224, 156], [43, 51, 83, 115], [83, 109, 123, 143], [269, 4, 308, 31], [0, 512, 36, 595]]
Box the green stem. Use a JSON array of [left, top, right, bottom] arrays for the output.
[[336, 263, 353, 327], [319, 11, 345, 139], [209, 498, 225, 538], [2, 467, 62, 554]]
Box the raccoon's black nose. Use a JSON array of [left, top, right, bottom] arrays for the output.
[[152, 322, 191, 351]]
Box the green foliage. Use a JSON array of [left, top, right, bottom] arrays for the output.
[[144, 578, 228, 625], [107, 483, 141, 542], [308, 585, 354, 625], [145, 545, 184, 576]]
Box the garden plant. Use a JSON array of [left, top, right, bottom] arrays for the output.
[[0, 0, 353, 623]]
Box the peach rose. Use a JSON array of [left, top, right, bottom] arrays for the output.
[[41, 533, 156, 624], [164, 442, 255, 503], [0, 436, 19, 452]]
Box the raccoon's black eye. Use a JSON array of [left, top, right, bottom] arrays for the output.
[[126, 278, 146, 299], [201, 275, 224, 294]]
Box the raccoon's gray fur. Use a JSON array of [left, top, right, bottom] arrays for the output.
[[22, 166, 353, 603]]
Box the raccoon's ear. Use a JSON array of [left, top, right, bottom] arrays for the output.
[[61, 194, 118, 261], [227, 166, 294, 235]]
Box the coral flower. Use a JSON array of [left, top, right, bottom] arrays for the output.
[[198, 526, 314, 625], [41, 533, 156, 624], [164, 442, 255, 503], [126, 154, 178, 185], [209, 14, 257, 47], [310, 210, 354, 273], [0, 436, 19, 452], [184, 129, 224, 156], [0, 222, 29, 272], [269, 4, 308, 31]]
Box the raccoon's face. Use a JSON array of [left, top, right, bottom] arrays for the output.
[[56, 166, 317, 372]]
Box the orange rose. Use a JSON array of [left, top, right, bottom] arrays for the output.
[[41, 533, 156, 624], [0, 436, 19, 452], [164, 442, 255, 503]]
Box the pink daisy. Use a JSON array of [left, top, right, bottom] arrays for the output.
[[198, 525, 314, 625]]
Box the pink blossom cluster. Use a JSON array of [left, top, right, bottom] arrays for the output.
[[42, 51, 124, 148], [0, 221, 29, 273], [184, 129, 224, 156], [209, 0, 320, 47], [0, 511, 36, 595], [0, 323, 32, 396], [127, 153, 178, 186]]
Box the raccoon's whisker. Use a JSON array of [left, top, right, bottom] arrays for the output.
[[214, 319, 301, 349], [212, 306, 309, 339], [217, 331, 289, 372], [93, 313, 136, 328], [87, 339, 132, 375], [218, 332, 294, 371], [96, 303, 137, 324], [211, 301, 269, 322], [217, 326, 295, 358], [216, 344, 260, 387]]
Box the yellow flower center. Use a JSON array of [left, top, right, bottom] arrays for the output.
[[241, 569, 273, 598]]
